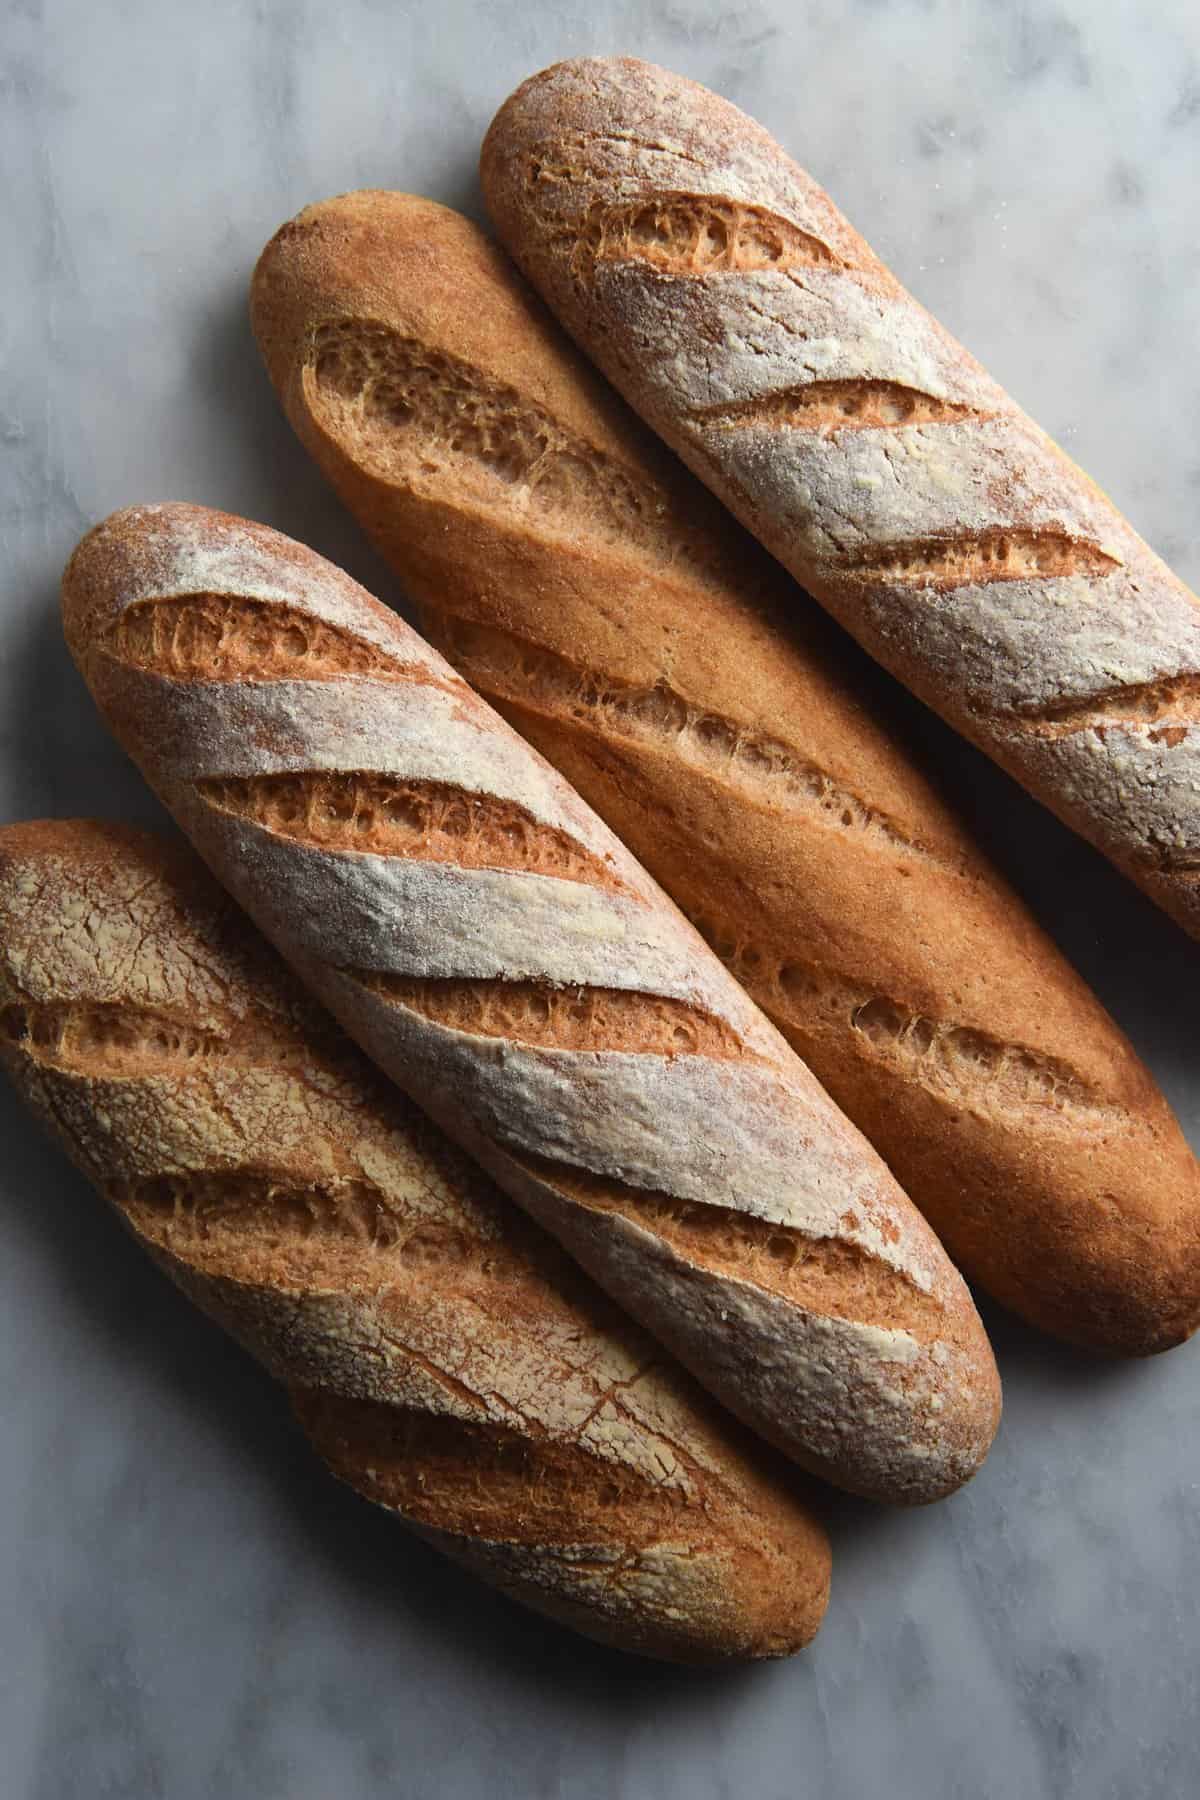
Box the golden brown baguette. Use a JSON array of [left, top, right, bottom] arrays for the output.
[[0, 817, 833, 1661], [481, 57, 1200, 943], [61, 503, 1001, 1505], [246, 189, 1200, 1357]]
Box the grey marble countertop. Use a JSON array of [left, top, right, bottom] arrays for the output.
[[3, 2, 1200, 1795]]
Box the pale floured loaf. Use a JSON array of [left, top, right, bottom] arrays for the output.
[[61, 504, 1001, 1505], [247, 190, 1200, 1357], [0, 818, 833, 1661], [482, 56, 1200, 942]]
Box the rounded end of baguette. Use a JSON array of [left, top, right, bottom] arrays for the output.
[[481, 56, 662, 207], [481, 57, 773, 268], [250, 190, 471, 397], [879, 1066, 1200, 1359], [511, 1163, 1003, 1510], [294, 1386, 831, 1664], [1024, 1201, 1200, 1359], [248, 186, 674, 508], [790, 1282, 1004, 1509], [61, 501, 233, 677]]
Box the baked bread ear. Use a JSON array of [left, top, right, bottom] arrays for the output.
[[481, 56, 1200, 944], [61, 503, 1001, 1505], [0, 817, 832, 1661], [246, 189, 1200, 1357]]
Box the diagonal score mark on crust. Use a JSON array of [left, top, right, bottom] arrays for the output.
[[432, 612, 955, 872], [103, 593, 431, 686], [309, 319, 701, 569], [522, 129, 721, 192], [692, 378, 985, 435], [704, 947, 1119, 1126], [1019, 669, 1200, 746], [108, 1167, 512, 1267], [577, 191, 844, 275], [295, 1393, 701, 1539], [195, 771, 629, 892], [0, 999, 310, 1081], [846, 994, 1110, 1119], [346, 973, 750, 1061], [512, 1153, 946, 1341], [843, 529, 1121, 591]]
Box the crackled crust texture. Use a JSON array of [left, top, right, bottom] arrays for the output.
[[480, 56, 1200, 943], [61, 504, 1001, 1504], [246, 190, 1200, 1355], [0, 818, 833, 1661]]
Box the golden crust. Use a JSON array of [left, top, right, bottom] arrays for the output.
[[248, 188, 1200, 1356]]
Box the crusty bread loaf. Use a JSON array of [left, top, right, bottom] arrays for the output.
[[61, 503, 1001, 1505], [482, 57, 1200, 942], [247, 190, 1200, 1357], [0, 817, 833, 1661]]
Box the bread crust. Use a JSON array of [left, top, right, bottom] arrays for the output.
[[480, 57, 1200, 943], [0, 817, 833, 1661], [61, 503, 1000, 1504], [246, 189, 1200, 1356]]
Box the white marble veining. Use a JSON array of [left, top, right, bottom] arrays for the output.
[[3, 2, 1200, 1795]]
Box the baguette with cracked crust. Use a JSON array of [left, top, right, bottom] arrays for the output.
[[0, 818, 832, 1661], [247, 190, 1200, 1356], [482, 56, 1200, 942], [61, 503, 1000, 1505]]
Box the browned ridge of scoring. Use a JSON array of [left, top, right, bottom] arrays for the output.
[[350, 973, 751, 1061], [845, 530, 1122, 591], [195, 770, 629, 891], [432, 611, 954, 872], [695, 379, 985, 435], [0, 997, 303, 1079], [508, 1151, 949, 1339], [1022, 671, 1200, 736], [578, 191, 847, 274], [104, 592, 425, 684], [111, 1166, 533, 1281], [112, 1166, 410, 1250], [296, 1391, 695, 1534], [750, 964, 1118, 1123], [310, 317, 682, 564]]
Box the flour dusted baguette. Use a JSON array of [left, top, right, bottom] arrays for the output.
[[0, 818, 833, 1660], [62, 504, 1000, 1505], [247, 192, 1200, 1357], [482, 57, 1200, 942]]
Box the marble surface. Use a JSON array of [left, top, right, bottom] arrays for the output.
[[3, 1, 1200, 1793]]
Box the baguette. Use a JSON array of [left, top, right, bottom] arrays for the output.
[[247, 190, 1200, 1356], [482, 56, 1200, 941], [0, 818, 832, 1661], [61, 503, 1000, 1505]]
